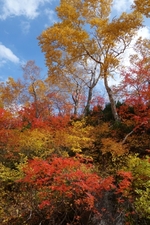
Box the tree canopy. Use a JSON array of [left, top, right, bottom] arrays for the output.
[[0, 0, 150, 224], [38, 0, 143, 120]]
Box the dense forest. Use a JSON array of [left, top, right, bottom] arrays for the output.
[[0, 0, 150, 224]]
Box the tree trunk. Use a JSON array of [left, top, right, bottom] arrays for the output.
[[72, 83, 81, 116], [84, 87, 93, 116], [104, 75, 120, 121], [32, 83, 39, 118]]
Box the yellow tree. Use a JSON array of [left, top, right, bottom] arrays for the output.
[[133, 0, 150, 17], [22, 60, 46, 118], [0, 77, 24, 111], [0, 61, 54, 118], [45, 65, 85, 116], [38, 0, 143, 121]]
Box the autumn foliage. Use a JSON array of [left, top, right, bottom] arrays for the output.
[[1, 1, 150, 225], [17, 157, 114, 224]]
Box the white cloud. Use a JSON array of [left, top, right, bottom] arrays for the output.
[[0, 43, 19, 66], [21, 21, 31, 34], [137, 26, 150, 39], [108, 26, 150, 87], [45, 9, 57, 26], [0, 0, 51, 20], [121, 26, 150, 67], [113, 0, 134, 12]]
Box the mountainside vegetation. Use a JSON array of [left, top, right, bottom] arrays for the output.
[[0, 0, 150, 224]]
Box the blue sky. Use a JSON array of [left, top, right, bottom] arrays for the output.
[[0, 0, 59, 81], [0, 0, 150, 83]]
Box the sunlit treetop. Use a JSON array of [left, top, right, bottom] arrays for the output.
[[133, 0, 150, 17], [39, 0, 143, 71], [38, 0, 143, 121]]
